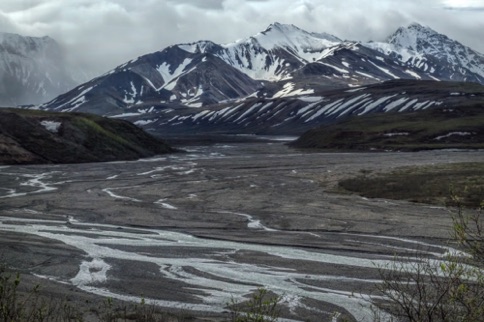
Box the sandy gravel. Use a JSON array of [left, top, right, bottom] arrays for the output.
[[1, 141, 483, 321]]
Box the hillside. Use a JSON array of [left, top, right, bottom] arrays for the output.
[[290, 101, 484, 151], [0, 109, 174, 165], [125, 79, 484, 137]]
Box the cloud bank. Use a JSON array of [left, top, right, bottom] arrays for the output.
[[1, 0, 483, 76]]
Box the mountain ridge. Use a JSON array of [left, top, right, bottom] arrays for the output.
[[36, 22, 484, 137]]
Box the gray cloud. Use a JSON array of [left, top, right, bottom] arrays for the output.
[[165, 0, 225, 10], [1, 0, 483, 77]]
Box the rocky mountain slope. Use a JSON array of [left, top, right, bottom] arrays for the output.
[[120, 80, 484, 137], [37, 23, 484, 137], [0, 109, 173, 165], [0, 32, 89, 106]]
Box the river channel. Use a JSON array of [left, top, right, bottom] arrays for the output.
[[1, 141, 483, 321]]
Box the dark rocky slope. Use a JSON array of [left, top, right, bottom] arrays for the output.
[[0, 109, 174, 165], [131, 79, 484, 137], [290, 102, 484, 151]]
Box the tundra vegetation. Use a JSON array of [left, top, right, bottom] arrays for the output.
[[291, 103, 484, 152], [0, 263, 195, 321], [0, 108, 173, 165], [374, 203, 483, 322], [0, 266, 281, 322], [339, 162, 484, 322]]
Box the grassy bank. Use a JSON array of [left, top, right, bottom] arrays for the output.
[[291, 103, 484, 151], [338, 162, 484, 208]]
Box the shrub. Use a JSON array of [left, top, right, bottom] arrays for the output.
[[229, 288, 282, 322], [376, 202, 484, 322]]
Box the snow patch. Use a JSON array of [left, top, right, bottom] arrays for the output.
[[346, 87, 367, 93], [111, 113, 143, 118], [134, 119, 157, 126], [382, 97, 409, 112], [328, 94, 371, 117], [357, 95, 398, 115], [233, 103, 263, 123], [383, 132, 409, 137], [305, 99, 344, 122], [157, 58, 193, 90], [318, 62, 349, 74], [297, 101, 324, 115], [404, 69, 421, 79], [434, 132, 473, 140], [273, 83, 314, 98], [298, 96, 324, 103], [40, 120, 61, 133], [368, 61, 400, 79]]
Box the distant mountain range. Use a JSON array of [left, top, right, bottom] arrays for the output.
[[26, 22, 484, 136], [0, 32, 91, 106]]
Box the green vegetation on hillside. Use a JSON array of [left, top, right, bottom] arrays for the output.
[[292, 103, 484, 151], [339, 162, 484, 208], [0, 108, 174, 165]]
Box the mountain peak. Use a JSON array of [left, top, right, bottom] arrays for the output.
[[252, 22, 341, 52], [266, 22, 284, 29], [387, 22, 442, 50], [262, 22, 303, 35], [383, 23, 484, 79], [406, 22, 434, 31]]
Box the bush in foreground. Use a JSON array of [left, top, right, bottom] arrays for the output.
[[376, 203, 484, 322]]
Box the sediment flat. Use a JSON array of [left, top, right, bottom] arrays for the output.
[[1, 141, 482, 321]]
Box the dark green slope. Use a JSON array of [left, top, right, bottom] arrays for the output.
[[0, 109, 174, 165], [291, 103, 484, 151]]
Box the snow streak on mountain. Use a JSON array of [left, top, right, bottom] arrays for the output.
[[38, 23, 484, 136]]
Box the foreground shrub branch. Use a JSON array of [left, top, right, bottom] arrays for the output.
[[377, 203, 484, 322]]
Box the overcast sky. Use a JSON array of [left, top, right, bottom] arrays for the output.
[[1, 0, 483, 76]]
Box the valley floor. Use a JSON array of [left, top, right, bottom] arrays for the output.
[[1, 141, 483, 321]]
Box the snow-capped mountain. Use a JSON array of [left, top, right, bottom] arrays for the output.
[[39, 22, 484, 136], [0, 32, 89, 106], [198, 22, 342, 81], [389, 23, 484, 77], [367, 23, 484, 83], [41, 23, 344, 115]]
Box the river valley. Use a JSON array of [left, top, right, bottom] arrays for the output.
[[1, 141, 483, 321]]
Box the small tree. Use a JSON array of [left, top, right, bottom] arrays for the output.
[[376, 202, 484, 322], [229, 288, 282, 322], [451, 200, 484, 263], [0, 264, 55, 322]]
